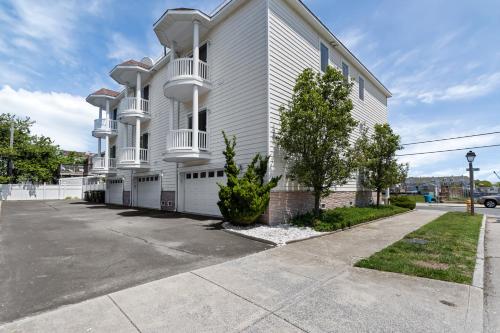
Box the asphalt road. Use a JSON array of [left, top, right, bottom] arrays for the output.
[[416, 204, 500, 217], [0, 200, 272, 324]]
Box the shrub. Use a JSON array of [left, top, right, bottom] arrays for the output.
[[390, 196, 416, 210], [217, 132, 281, 225]]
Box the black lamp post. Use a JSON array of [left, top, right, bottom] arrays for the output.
[[466, 150, 476, 215]]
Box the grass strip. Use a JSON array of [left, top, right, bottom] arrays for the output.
[[355, 212, 482, 284]]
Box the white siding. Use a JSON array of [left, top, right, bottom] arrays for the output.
[[267, 0, 388, 191]]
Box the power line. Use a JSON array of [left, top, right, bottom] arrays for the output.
[[396, 143, 500, 156], [402, 131, 500, 146]]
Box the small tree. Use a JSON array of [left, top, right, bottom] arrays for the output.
[[276, 66, 358, 216], [357, 123, 408, 206], [217, 132, 281, 225]]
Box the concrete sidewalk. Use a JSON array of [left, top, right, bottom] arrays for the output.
[[0, 209, 481, 332], [485, 215, 500, 332]]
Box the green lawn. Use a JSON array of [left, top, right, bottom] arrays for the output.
[[402, 195, 425, 203], [291, 205, 410, 232], [355, 212, 482, 284]]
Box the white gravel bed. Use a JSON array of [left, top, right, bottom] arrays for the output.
[[222, 222, 326, 246]]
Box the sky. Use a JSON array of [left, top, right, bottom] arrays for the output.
[[0, 0, 499, 182]]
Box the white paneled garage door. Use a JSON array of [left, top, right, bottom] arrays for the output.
[[106, 179, 123, 205], [184, 170, 225, 216], [136, 175, 161, 209]]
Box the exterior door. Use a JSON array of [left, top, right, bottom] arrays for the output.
[[106, 179, 123, 205], [183, 170, 225, 216], [136, 175, 160, 209]]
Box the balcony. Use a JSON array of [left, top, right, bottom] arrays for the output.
[[118, 97, 150, 125], [92, 119, 118, 138], [117, 147, 150, 169], [163, 58, 212, 102], [92, 157, 117, 174], [163, 129, 210, 162]]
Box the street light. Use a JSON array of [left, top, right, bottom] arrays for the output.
[[466, 150, 476, 215]]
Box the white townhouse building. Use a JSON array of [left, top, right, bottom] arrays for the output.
[[86, 0, 391, 225]]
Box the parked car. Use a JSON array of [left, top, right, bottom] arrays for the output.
[[478, 195, 500, 208]]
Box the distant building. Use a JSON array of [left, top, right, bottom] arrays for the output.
[[58, 151, 94, 178]]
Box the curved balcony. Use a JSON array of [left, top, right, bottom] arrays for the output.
[[163, 58, 212, 102], [92, 119, 118, 138], [92, 157, 117, 175], [163, 129, 210, 162], [117, 147, 150, 169], [118, 97, 150, 125]]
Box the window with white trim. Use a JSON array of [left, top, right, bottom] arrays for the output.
[[358, 76, 365, 100], [342, 62, 349, 79], [320, 43, 329, 72]]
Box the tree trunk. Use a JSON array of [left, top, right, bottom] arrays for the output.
[[314, 192, 321, 217], [376, 188, 381, 207]]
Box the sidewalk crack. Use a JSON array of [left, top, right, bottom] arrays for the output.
[[107, 295, 142, 333]]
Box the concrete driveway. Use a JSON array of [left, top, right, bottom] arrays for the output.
[[0, 200, 271, 324]]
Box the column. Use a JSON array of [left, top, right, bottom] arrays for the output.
[[192, 86, 199, 152], [98, 139, 102, 155], [169, 98, 174, 149], [136, 72, 141, 111], [98, 107, 103, 127], [105, 100, 110, 169], [193, 20, 199, 77], [135, 118, 141, 164]]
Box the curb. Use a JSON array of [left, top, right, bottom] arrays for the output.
[[465, 213, 487, 333], [222, 209, 414, 246]]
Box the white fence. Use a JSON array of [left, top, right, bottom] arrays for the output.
[[0, 177, 105, 201]]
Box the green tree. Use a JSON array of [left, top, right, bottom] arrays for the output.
[[357, 123, 408, 206], [475, 180, 492, 187], [0, 113, 73, 184], [276, 66, 358, 216], [217, 132, 281, 225]]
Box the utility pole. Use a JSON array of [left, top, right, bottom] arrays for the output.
[[465, 151, 477, 215]]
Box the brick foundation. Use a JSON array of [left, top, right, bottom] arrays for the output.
[[262, 190, 376, 225]]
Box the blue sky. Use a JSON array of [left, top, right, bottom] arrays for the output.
[[1, 0, 499, 181]]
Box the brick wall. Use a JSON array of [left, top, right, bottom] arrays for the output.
[[262, 190, 376, 225]]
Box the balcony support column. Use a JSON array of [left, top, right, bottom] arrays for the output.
[[192, 86, 199, 152], [105, 100, 110, 169], [136, 72, 142, 109], [98, 139, 101, 155], [193, 20, 200, 77], [135, 118, 141, 164]]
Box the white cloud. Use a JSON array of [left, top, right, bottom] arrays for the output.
[[107, 33, 145, 62], [338, 28, 366, 50], [0, 85, 96, 152]]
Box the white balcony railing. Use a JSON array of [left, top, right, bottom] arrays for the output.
[[119, 147, 149, 163], [92, 157, 116, 170], [118, 97, 150, 116], [167, 129, 208, 151], [93, 119, 118, 132], [166, 58, 210, 82]]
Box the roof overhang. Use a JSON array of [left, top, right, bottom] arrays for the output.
[[153, 9, 211, 50], [110, 65, 151, 87], [86, 89, 119, 108]]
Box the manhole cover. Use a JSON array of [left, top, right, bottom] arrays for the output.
[[405, 238, 428, 245]]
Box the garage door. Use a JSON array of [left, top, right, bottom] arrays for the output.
[[106, 179, 123, 205], [137, 175, 161, 209], [184, 170, 225, 216]]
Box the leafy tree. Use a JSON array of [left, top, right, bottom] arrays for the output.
[[475, 180, 492, 187], [357, 123, 408, 206], [0, 113, 80, 184], [276, 66, 358, 216], [217, 132, 281, 225]]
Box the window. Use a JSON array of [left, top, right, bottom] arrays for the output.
[[358, 76, 365, 100], [193, 172, 199, 179], [112, 108, 118, 120], [342, 62, 349, 79], [199, 43, 208, 62], [217, 170, 224, 177], [140, 133, 149, 149], [142, 85, 149, 100], [186, 173, 192, 179], [200, 172, 206, 178], [208, 171, 215, 178], [188, 109, 207, 132], [320, 43, 329, 72], [110, 145, 116, 159]]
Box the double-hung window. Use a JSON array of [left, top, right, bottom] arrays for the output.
[[320, 43, 329, 72], [358, 76, 365, 100]]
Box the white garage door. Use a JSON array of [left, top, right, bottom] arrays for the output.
[[106, 179, 123, 205], [137, 175, 161, 209], [184, 170, 225, 216]]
